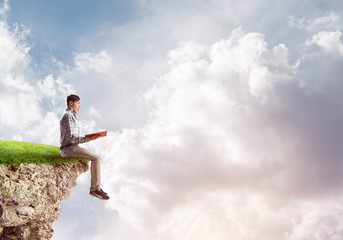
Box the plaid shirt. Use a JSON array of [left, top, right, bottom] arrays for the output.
[[60, 109, 88, 147]]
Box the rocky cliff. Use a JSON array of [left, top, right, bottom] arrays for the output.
[[0, 161, 89, 240]]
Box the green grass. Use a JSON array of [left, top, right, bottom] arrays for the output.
[[0, 140, 89, 165]]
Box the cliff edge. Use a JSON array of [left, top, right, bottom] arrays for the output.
[[0, 161, 89, 239]]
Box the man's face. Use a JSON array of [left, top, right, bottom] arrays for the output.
[[69, 100, 81, 113]]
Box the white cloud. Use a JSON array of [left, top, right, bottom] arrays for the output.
[[289, 12, 341, 32], [0, 20, 41, 129], [49, 27, 339, 239], [285, 200, 343, 240], [12, 134, 23, 141], [74, 50, 112, 73], [37, 74, 74, 103], [0, 0, 9, 18], [0, 22, 30, 74], [85, 27, 343, 239], [38, 74, 57, 97], [26, 112, 60, 145], [0, 76, 41, 128], [305, 30, 343, 55], [87, 106, 102, 120], [0, 15, 91, 144]]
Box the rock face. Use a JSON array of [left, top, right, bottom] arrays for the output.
[[0, 161, 89, 239]]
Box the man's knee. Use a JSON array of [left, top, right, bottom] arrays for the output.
[[91, 154, 101, 163]]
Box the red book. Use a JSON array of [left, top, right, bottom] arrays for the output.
[[85, 131, 107, 138]]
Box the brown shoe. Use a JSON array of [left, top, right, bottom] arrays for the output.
[[90, 188, 110, 200]]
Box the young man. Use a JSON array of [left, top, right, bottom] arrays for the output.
[[60, 94, 109, 200]]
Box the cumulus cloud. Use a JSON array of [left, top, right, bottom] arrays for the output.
[[0, 8, 96, 144], [37, 74, 74, 99], [305, 30, 343, 56], [289, 12, 341, 32], [285, 199, 343, 240], [84, 26, 343, 239], [0, 19, 41, 130], [25, 112, 60, 145], [73, 50, 112, 73], [0, 0, 9, 18]]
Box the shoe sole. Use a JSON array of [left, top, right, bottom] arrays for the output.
[[89, 192, 110, 200]]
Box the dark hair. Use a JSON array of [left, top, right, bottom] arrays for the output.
[[67, 94, 80, 105]]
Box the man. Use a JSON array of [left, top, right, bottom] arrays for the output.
[[60, 94, 109, 200]]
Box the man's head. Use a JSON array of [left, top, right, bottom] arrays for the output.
[[67, 94, 81, 113]]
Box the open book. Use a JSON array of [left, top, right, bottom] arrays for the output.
[[85, 131, 107, 138]]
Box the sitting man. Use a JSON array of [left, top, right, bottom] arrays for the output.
[[60, 94, 109, 200]]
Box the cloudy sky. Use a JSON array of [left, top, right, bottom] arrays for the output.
[[2, 0, 343, 239]]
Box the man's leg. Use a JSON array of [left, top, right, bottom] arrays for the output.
[[61, 145, 101, 191]]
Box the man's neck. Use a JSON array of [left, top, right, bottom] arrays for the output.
[[67, 108, 76, 114]]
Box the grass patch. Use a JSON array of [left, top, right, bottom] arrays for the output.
[[0, 140, 89, 165]]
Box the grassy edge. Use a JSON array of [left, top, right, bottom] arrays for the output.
[[0, 140, 89, 165]]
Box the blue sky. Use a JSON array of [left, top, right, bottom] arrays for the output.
[[3, 0, 343, 239], [7, 0, 138, 60]]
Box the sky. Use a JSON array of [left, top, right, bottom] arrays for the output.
[[2, 0, 343, 239]]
